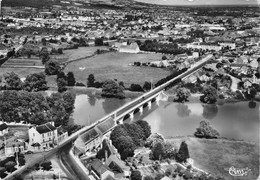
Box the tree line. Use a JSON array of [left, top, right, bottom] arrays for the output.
[[139, 40, 192, 55], [0, 90, 75, 127]]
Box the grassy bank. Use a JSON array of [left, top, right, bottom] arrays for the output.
[[167, 137, 259, 180]]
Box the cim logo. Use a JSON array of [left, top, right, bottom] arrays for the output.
[[225, 166, 251, 177]]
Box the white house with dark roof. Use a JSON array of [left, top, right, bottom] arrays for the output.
[[28, 122, 58, 151], [119, 42, 140, 53]]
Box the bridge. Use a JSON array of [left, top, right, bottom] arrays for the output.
[[4, 54, 214, 180]]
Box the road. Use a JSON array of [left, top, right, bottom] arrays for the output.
[[3, 54, 214, 180], [58, 144, 90, 180]]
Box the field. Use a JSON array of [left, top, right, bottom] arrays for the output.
[[0, 48, 171, 88], [167, 137, 259, 180], [64, 52, 171, 87], [62, 46, 109, 61], [0, 67, 44, 78]]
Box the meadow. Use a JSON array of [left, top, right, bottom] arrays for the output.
[[64, 51, 171, 87], [167, 137, 259, 180]]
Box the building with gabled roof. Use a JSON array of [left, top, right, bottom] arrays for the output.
[[119, 42, 140, 53], [74, 117, 116, 156], [90, 159, 115, 180], [28, 122, 58, 151]]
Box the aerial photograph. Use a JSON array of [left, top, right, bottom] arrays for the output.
[[0, 0, 259, 179]]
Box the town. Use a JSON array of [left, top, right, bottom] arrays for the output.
[[0, 0, 259, 180]]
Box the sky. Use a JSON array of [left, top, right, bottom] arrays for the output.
[[135, 0, 259, 6]]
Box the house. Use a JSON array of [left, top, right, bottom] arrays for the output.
[[90, 159, 115, 180], [250, 60, 259, 69], [99, 139, 130, 178], [5, 137, 28, 157], [74, 117, 115, 156], [187, 43, 222, 51], [0, 123, 9, 136], [160, 176, 172, 180], [28, 122, 58, 151], [235, 56, 248, 64], [242, 78, 253, 88], [119, 43, 140, 53], [158, 60, 170, 68]]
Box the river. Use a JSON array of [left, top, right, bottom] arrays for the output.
[[71, 94, 259, 142]]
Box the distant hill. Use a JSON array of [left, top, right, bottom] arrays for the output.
[[2, 0, 135, 8], [2, 0, 56, 8]]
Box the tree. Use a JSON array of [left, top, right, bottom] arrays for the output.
[[143, 81, 152, 91], [110, 125, 129, 147], [40, 47, 50, 64], [45, 60, 61, 75], [150, 141, 164, 160], [144, 176, 154, 180], [5, 161, 16, 172], [194, 120, 220, 139], [18, 156, 26, 166], [116, 136, 136, 160], [176, 141, 189, 163], [135, 120, 151, 139], [123, 123, 145, 146], [131, 170, 142, 180], [145, 133, 165, 148], [163, 141, 176, 159], [101, 79, 125, 99], [67, 72, 76, 86], [57, 72, 67, 93], [162, 55, 167, 60], [0, 167, 7, 178], [95, 38, 104, 46], [130, 84, 144, 92], [57, 48, 63, 54], [4, 72, 23, 90], [87, 74, 95, 87], [119, 81, 125, 89], [175, 87, 191, 103], [41, 161, 52, 171], [200, 85, 218, 104], [23, 72, 48, 92]]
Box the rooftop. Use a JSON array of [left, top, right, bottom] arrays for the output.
[[0, 123, 8, 131], [35, 122, 56, 134]]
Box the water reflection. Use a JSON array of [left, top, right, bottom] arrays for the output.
[[143, 101, 259, 142], [176, 103, 191, 118], [102, 98, 127, 114], [202, 104, 218, 120], [248, 101, 257, 109], [72, 94, 130, 126]]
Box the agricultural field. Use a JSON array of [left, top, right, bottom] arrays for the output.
[[167, 137, 259, 180], [64, 52, 171, 87]]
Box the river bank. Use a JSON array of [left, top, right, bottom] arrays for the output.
[[166, 92, 260, 104], [165, 136, 259, 180]]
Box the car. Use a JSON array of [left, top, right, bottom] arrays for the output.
[[25, 150, 34, 154]]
